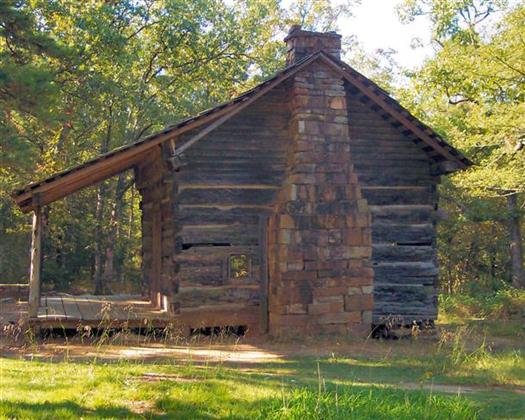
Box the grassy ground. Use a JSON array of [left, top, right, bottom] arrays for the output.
[[1, 288, 523, 419], [1, 319, 524, 419]]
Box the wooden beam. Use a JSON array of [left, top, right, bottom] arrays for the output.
[[150, 202, 162, 309], [28, 205, 43, 318], [259, 215, 269, 334]]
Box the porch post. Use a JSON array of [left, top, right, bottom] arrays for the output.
[[28, 205, 43, 318]]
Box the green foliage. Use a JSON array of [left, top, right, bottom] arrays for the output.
[[284, 0, 359, 32], [399, 1, 524, 195], [439, 286, 525, 321], [0, 0, 349, 289], [398, 0, 524, 290]]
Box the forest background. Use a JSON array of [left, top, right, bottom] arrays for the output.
[[0, 0, 523, 299]]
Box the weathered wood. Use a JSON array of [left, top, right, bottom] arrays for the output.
[[363, 188, 435, 205], [28, 206, 42, 318], [372, 244, 435, 263], [369, 205, 435, 222], [344, 85, 442, 321], [358, 174, 434, 186], [371, 223, 435, 244], [178, 188, 279, 206], [178, 285, 260, 308], [259, 215, 269, 333], [150, 203, 162, 308], [178, 206, 263, 225], [180, 224, 259, 246], [177, 173, 284, 187]]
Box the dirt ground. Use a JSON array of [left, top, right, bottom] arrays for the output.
[[2, 327, 524, 398], [0, 326, 444, 362], [0, 325, 520, 363]]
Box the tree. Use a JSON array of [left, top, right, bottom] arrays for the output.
[[1, 0, 363, 291], [398, 0, 524, 289]]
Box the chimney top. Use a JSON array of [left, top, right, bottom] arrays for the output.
[[284, 25, 342, 64]]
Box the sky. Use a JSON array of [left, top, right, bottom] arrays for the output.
[[342, 0, 434, 69]]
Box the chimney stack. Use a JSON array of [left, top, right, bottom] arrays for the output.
[[284, 25, 342, 65]]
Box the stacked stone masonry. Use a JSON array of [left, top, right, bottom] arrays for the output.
[[268, 59, 374, 335]]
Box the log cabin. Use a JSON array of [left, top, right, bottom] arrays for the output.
[[10, 26, 471, 336]]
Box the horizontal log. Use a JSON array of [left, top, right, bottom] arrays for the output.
[[177, 244, 259, 260], [350, 143, 427, 155], [363, 188, 435, 205], [374, 261, 438, 276], [179, 264, 222, 283], [186, 149, 285, 159], [374, 271, 438, 285], [369, 205, 435, 224], [179, 272, 260, 288], [352, 157, 430, 168], [177, 172, 284, 186], [178, 285, 260, 308], [178, 206, 267, 225], [373, 284, 431, 301], [358, 174, 435, 186], [349, 136, 426, 149], [371, 223, 435, 244], [180, 224, 259, 246], [372, 244, 435, 263], [187, 137, 286, 151], [178, 188, 279, 205], [354, 165, 430, 177], [178, 162, 286, 173]]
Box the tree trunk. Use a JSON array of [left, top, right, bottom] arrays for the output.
[[102, 173, 130, 291], [93, 183, 107, 295], [507, 193, 524, 288], [93, 107, 113, 295]]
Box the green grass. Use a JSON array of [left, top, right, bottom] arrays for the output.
[[0, 358, 479, 420], [2, 289, 524, 420], [1, 335, 523, 420]]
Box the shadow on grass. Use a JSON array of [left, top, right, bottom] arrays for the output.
[[0, 400, 142, 419]]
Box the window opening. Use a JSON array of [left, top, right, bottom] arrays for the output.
[[229, 254, 251, 280]]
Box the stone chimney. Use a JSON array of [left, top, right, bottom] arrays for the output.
[[267, 25, 374, 336], [284, 25, 342, 65]]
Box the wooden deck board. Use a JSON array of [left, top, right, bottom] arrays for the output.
[[0, 294, 170, 328], [62, 296, 82, 320]]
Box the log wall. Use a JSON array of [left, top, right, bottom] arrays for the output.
[[135, 147, 179, 312], [171, 87, 290, 333], [135, 72, 442, 333], [345, 86, 439, 324]]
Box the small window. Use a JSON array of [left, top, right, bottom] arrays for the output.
[[229, 254, 251, 280]]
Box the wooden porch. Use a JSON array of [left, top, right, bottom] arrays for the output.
[[1, 293, 262, 333], [0, 294, 170, 329]]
